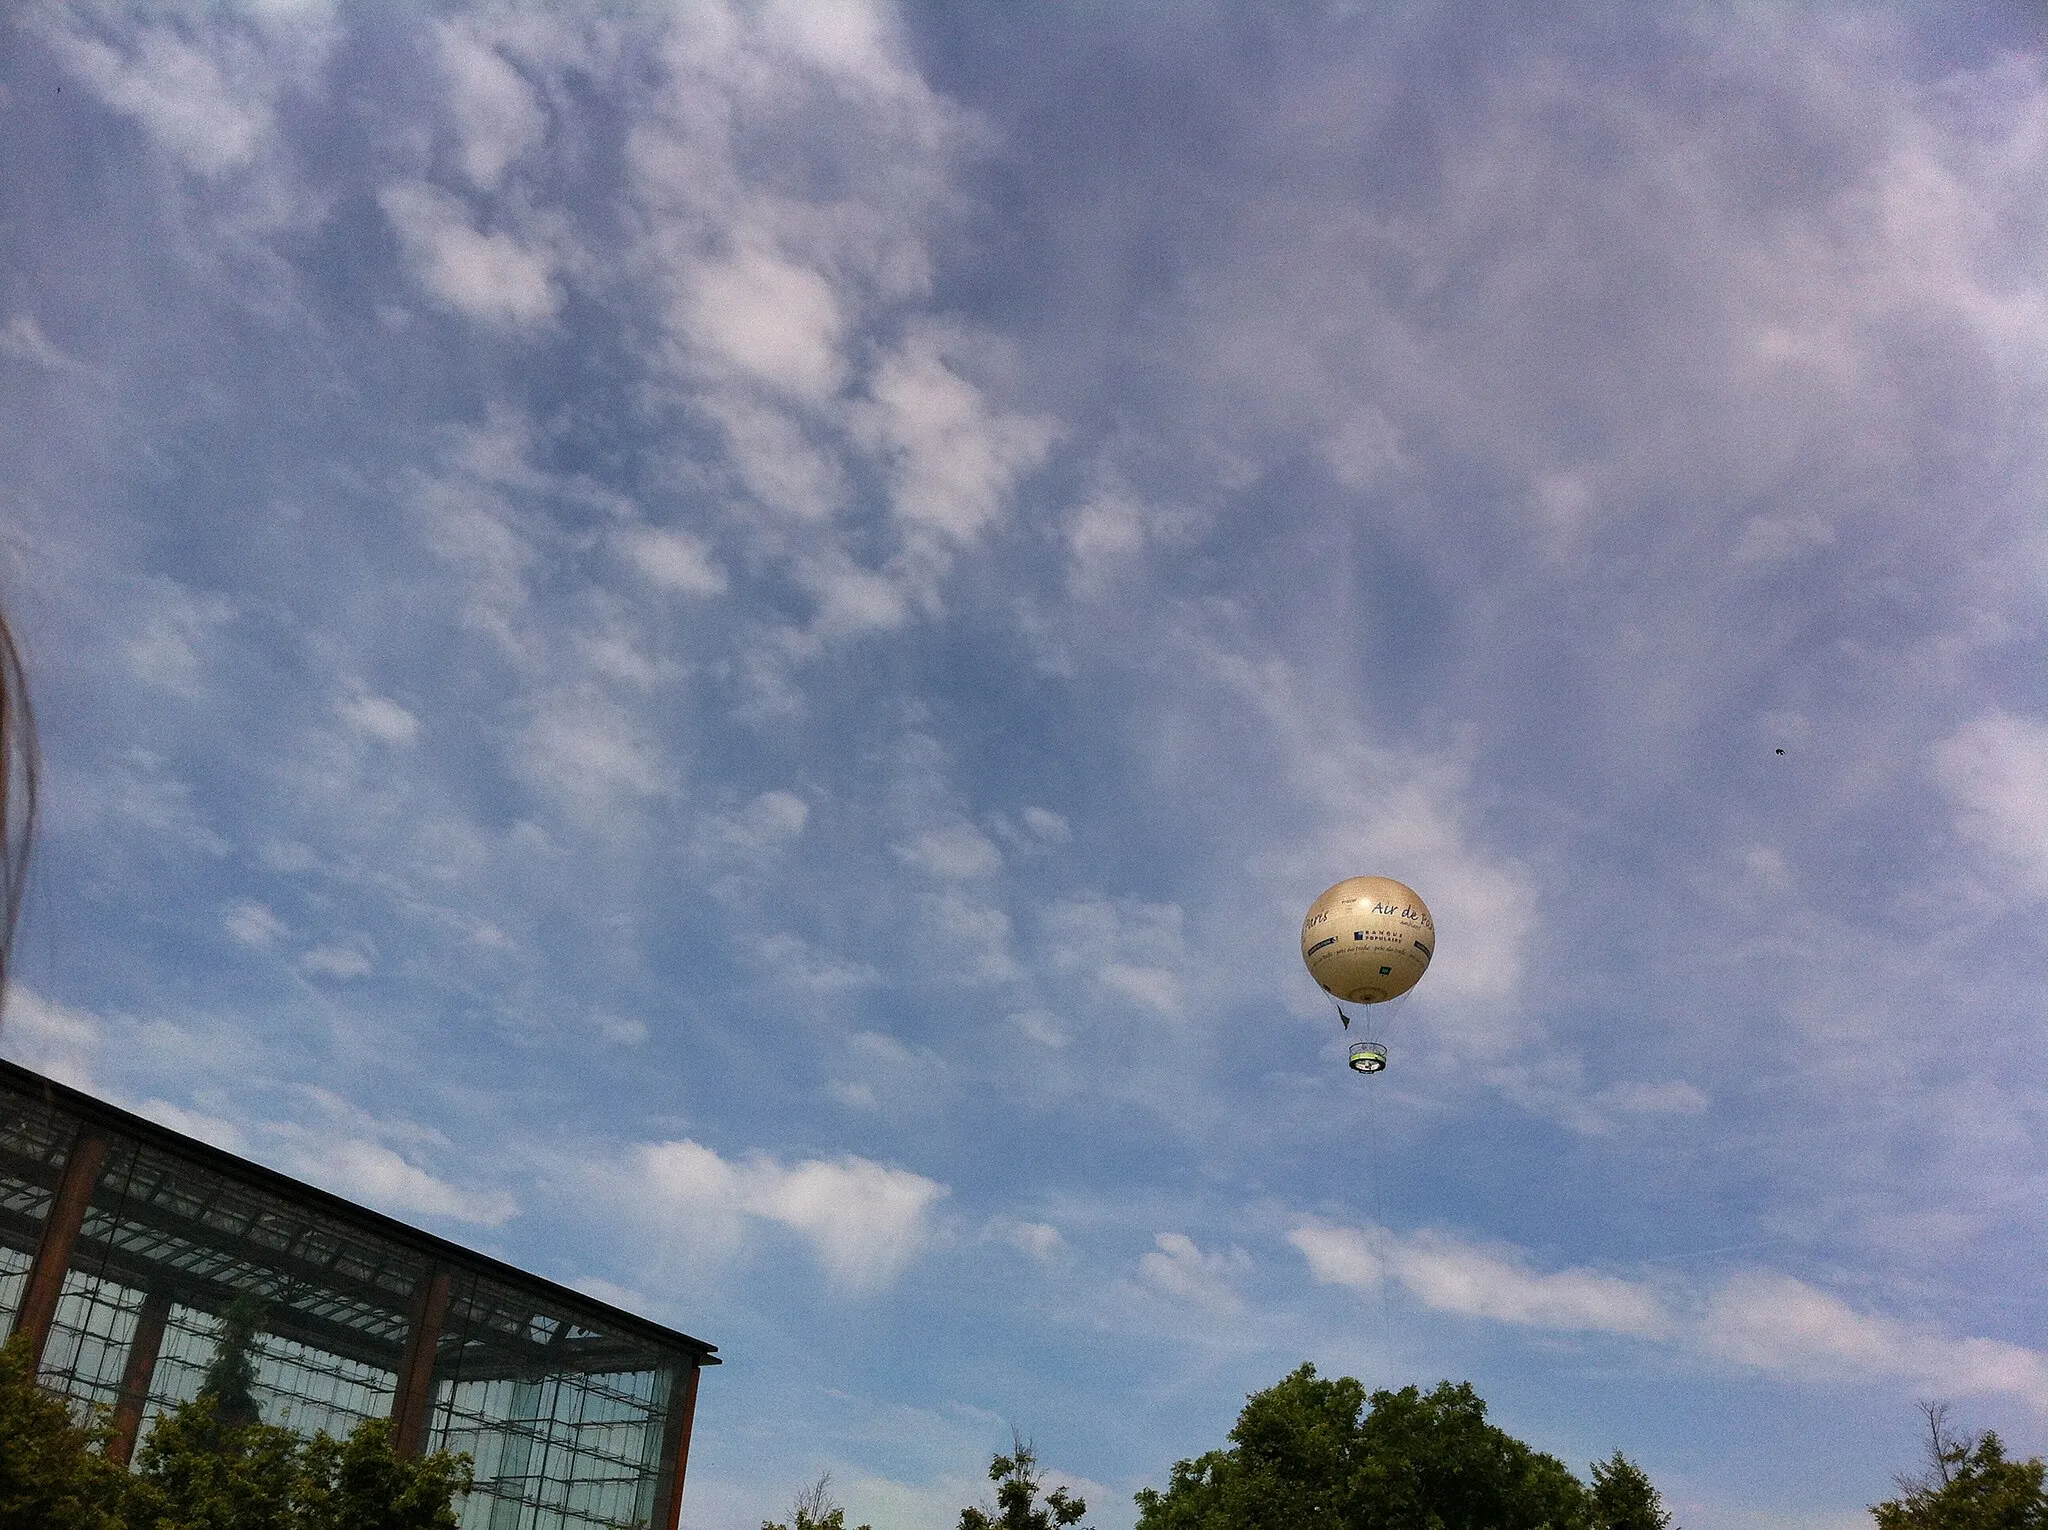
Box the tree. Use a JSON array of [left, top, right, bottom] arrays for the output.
[[0, 1308, 471, 1530], [122, 1394, 305, 1530], [1133, 1363, 1642, 1530], [294, 1420, 472, 1530], [0, 1332, 127, 1530], [123, 1301, 471, 1530], [1872, 1403, 2048, 1530], [199, 1294, 268, 1432], [1591, 1452, 1672, 1530], [120, 1291, 297, 1530], [1354, 1379, 1587, 1530], [1134, 1363, 1368, 1530], [764, 1471, 873, 1530], [960, 1436, 1088, 1530], [124, 1400, 473, 1530]]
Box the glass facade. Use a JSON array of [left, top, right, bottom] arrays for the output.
[[0, 1061, 715, 1530], [432, 1270, 682, 1530], [0, 1076, 67, 1330]]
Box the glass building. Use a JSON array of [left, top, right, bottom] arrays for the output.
[[0, 1058, 718, 1530]]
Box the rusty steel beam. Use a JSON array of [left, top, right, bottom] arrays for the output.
[[9, 1130, 108, 1365]]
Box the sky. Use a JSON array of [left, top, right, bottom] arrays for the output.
[[3, 2, 2047, 1526]]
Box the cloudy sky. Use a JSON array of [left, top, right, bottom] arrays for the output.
[[4, 2, 2047, 1526]]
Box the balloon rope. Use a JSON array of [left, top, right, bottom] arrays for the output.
[[1365, 1072, 1395, 1361]]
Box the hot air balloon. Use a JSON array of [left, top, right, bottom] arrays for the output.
[[1300, 876, 1433, 1073]]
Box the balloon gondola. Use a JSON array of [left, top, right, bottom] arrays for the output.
[[1347, 1040, 1388, 1073]]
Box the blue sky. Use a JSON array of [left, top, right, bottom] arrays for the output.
[[4, 2, 2047, 1526]]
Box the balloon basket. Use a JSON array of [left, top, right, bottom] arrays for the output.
[[1348, 1041, 1388, 1073]]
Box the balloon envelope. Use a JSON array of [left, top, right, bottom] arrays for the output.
[[1301, 876, 1434, 1005]]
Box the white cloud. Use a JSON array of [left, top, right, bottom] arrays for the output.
[[894, 821, 1002, 880], [920, 891, 1020, 984], [1064, 489, 1147, 597], [749, 931, 880, 994], [1097, 963, 1183, 1018], [626, 1138, 947, 1291], [593, 0, 1030, 681], [413, 465, 537, 647], [1323, 408, 1407, 490], [594, 1013, 650, 1046], [863, 327, 1057, 544], [123, 579, 233, 697], [700, 396, 847, 520], [1201, 644, 1536, 1035], [825, 1030, 947, 1115], [753, 1155, 947, 1290], [569, 1275, 656, 1319], [994, 1219, 1065, 1262], [1292, 1220, 1672, 1338], [381, 180, 560, 326], [700, 790, 810, 872], [437, 21, 546, 191], [684, 250, 847, 399], [1042, 896, 1183, 970], [0, 987, 102, 1087], [796, 552, 920, 638], [1397, 1234, 1670, 1337], [1482, 1056, 1712, 1136], [1345, 772, 1532, 1013], [1009, 1009, 1069, 1048], [1294, 1220, 2048, 1410], [119, 1080, 518, 1228], [512, 693, 674, 810], [0, 315, 90, 375], [1020, 807, 1070, 845], [301, 944, 372, 979], [303, 1136, 518, 1226], [829, 1080, 878, 1110], [223, 900, 287, 946], [616, 524, 728, 596], [744, 789, 810, 840], [72, 750, 232, 857], [1701, 1271, 2048, 1411], [134, 1099, 251, 1155], [39, 19, 274, 177], [1138, 1232, 1249, 1314], [337, 688, 420, 745], [1934, 711, 2048, 896], [753, 0, 919, 94], [1600, 1079, 1710, 1117], [1530, 469, 1596, 545], [573, 621, 671, 689], [1733, 513, 1836, 567], [1040, 896, 1189, 1017]]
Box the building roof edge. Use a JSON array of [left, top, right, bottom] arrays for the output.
[[0, 1055, 719, 1366]]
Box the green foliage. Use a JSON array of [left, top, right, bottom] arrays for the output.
[[1591, 1452, 1673, 1530], [295, 1420, 473, 1530], [1354, 1379, 1588, 1530], [1134, 1363, 1365, 1530], [1132, 1363, 1634, 1530], [125, 1395, 472, 1530], [124, 1394, 306, 1530], [761, 1509, 864, 1530], [765, 1471, 872, 1530], [960, 1438, 1087, 1530], [1873, 1405, 2048, 1530], [0, 1333, 128, 1530], [0, 1326, 470, 1530]]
